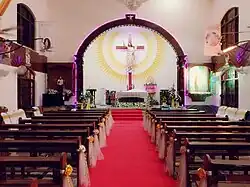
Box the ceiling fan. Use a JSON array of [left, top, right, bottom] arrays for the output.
[[0, 26, 18, 36]]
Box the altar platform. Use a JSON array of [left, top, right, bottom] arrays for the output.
[[116, 89, 147, 103]]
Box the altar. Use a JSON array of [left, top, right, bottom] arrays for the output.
[[116, 89, 147, 103]]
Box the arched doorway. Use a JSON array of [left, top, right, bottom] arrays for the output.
[[75, 14, 186, 104]]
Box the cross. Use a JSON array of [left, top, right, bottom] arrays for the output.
[[116, 34, 145, 90]]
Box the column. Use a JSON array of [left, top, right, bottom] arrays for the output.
[[74, 55, 83, 101], [176, 55, 187, 105]]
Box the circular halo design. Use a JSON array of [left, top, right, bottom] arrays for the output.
[[97, 26, 166, 81], [101, 26, 158, 75]]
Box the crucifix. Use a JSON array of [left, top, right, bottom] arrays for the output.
[[116, 34, 145, 90]]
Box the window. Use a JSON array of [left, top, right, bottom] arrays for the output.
[[221, 7, 239, 50], [17, 3, 35, 49], [220, 7, 239, 107]]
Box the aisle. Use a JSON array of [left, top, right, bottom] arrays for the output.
[[90, 116, 177, 187]]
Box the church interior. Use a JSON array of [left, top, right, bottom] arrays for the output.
[[1, 0, 250, 186]]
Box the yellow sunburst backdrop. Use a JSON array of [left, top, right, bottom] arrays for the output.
[[83, 25, 177, 91]]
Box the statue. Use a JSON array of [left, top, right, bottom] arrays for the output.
[[116, 34, 145, 90], [57, 76, 64, 94]]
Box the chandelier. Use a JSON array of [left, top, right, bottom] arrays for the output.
[[119, 0, 149, 11]]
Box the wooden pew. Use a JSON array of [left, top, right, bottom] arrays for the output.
[[0, 129, 89, 146], [0, 123, 104, 166], [43, 111, 106, 116], [157, 116, 228, 122], [32, 115, 102, 120], [1, 123, 94, 131], [19, 118, 99, 124], [154, 113, 216, 117], [150, 108, 199, 112], [181, 139, 250, 187], [0, 138, 81, 186], [150, 118, 233, 157], [0, 153, 67, 187], [0, 124, 91, 154], [0, 178, 39, 187], [18, 116, 111, 145], [200, 154, 250, 187], [165, 125, 250, 133], [167, 130, 250, 178], [164, 125, 250, 161], [46, 109, 108, 114], [143, 110, 213, 136]]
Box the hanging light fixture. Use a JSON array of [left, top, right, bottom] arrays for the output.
[[119, 0, 149, 11]]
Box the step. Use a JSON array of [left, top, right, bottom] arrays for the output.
[[113, 117, 143, 120], [112, 114, 142, 117], [112, 110, 142, 112], [111, 110, 142, 113]]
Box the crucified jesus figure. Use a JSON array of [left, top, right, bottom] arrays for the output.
[[116, 34, 144, 90]]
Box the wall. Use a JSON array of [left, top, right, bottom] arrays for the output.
[[210, 0, 250, 109], [0, 64, 17, 111], [0, 64, 46, 111], [0, 0, 48, 110], [1, 0, 49, 41], [47, 0, 212, 64], [34, 71, 46, 107]]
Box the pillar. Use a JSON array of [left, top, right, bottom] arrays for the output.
[[74, 55, 83, 101], [177, 55, 187, 105]]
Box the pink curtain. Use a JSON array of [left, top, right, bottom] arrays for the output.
[[99, 123, 107, 148], [165, 137, 174, 176], [151, 120, 156, 143], [63, 176, 74, 187], [143, 112, 147, 130], [88, 137, 96, 168], [155, 128, 161, 151], [179, 146, 187, 187], [148, 117, 152, 135], [94, 130, 104, 161], [78, 145, 91, 187], [158, 130, 165, 159]]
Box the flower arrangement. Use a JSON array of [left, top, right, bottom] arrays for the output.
[[64, 164, 73, 176], [160, 84, 182, 108], [116, 101, 146, 108], [47, 89, 58, 95], [63, 89, 73, 101], [144, 77, 157, 94]]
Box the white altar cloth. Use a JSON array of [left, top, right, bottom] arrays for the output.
[[116, 89, 147, 100]]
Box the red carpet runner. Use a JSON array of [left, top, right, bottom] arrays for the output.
[[90, 109, 177, 187]]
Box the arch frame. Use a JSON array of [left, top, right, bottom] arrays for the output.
[[75, 14, 186, 104], [17, 3, 36, 21]]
